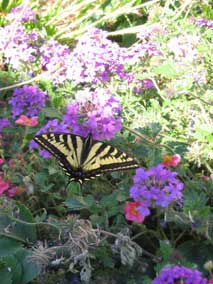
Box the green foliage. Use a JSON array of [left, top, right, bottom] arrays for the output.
[[0, 237, 41, 284]]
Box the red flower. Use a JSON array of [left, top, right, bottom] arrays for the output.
[[7, 186, 25, 197], [15, 115, 38, 126], [0, 176, 10, 194], [124, 201, 145, 223], [162, 153, 181, 167]]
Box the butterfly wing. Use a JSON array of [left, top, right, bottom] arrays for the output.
[[33, 133, 139, 184], [34, 133, 85, 182], [81, 139, 139, 176]]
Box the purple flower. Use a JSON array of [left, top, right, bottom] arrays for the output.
[[66, 28, 127, 85], [62, 88, 123, 140], [6, 5, 37, 23], [130, 164, 184, 217], [122, 42, 162, 65], [39, 39, 71, 85], [153, 265, 207, 284], [192, 17, 213, 29], [0, 24, 40, 70], [8, 85, 47, 118], [0, 118, 12, 133]]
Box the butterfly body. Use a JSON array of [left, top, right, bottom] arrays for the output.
[[33, 133, 139, 184]]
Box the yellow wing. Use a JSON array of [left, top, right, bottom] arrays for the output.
[[33, 133, 139, 184]]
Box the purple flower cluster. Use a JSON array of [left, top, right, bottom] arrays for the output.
[[0, 118, 12, 133], [66, 28, 162, 85], [6, 5, 37, 23], [39, 39, 71, 85], [62, 88, 122, 140], [30, 88, 122, 157], [153, 265, 207, 284], [8, 85, 47, 118], [130, 164, 184, 217], [193, 17, 213, 29], [66, 28, 127, 85], [0, 24, 40, 70], [167, 34, 200, 62], [122, 41, 162, 65]]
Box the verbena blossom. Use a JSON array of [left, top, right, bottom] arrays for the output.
[[0, 176, 10, 194], [122, 41, 162, 65], [0, 175, 25, 197], [0, 118, 12, 132], [167, 34, 200, 62], [6, 5, 37, 23], [15, 115, 38, 127], [192, 17, 213, 29], [7, 186, 25, 197], [0, 24, 40, 70], [130, 164, 184, 217], [124, 201, 145, 223], [134, 79, 154, 93], [39, 39, 71, 85], [0, 159, 4, 165], [8, 85, 47, 118], [66, 28, 162, 86], [62, 88, 123, 140], [153, 265, 207, 284], [162, 154, 181, 167], [66, 28, 127, 85]]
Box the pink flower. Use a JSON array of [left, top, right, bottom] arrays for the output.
[[0, 176, 10, 194], [209, 279, 213, 284], [15, 115, 38, 127], [0, 158, 4, 165], [7, 186, 25, 197], [124, 201, 145, 223], [162, 154, 181, 167]]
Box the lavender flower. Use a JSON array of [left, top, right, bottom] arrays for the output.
[[130, 165, 184, 217], [8, 85, 47, 118], [193, 17, 213, 29], [6, 5, 37, 23], [0, 24, 40, 70], [153, 265, 207, 284], [122, 41, 162, 65], [167, 34, 200, 62], [39, 39, 71, 85], [0, 118, 12, 133], [66, 28, 127, 85], [62, 88, 123, 140], [66, 28, 162, 85]]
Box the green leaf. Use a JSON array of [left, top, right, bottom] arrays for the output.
[[13, 203, 37, 242], [0, 256, 22, 284], [41, 107, 62, 119], [64, 198, 87, 210], [16, 249, 41, 284], [1, 0, 9, 11], [0, 238, 22, 257], [153, 62, 178, 79], [177, 241, 213, 270], [0, 268, 12, 284]]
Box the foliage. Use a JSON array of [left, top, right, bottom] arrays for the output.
[[0, 0, 212, 283]]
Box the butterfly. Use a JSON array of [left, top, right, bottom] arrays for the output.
[[33, 133, 139, 184]]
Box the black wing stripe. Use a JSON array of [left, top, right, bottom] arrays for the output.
[[34, 133, 139, 183], [34, 135, 78, 176]]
